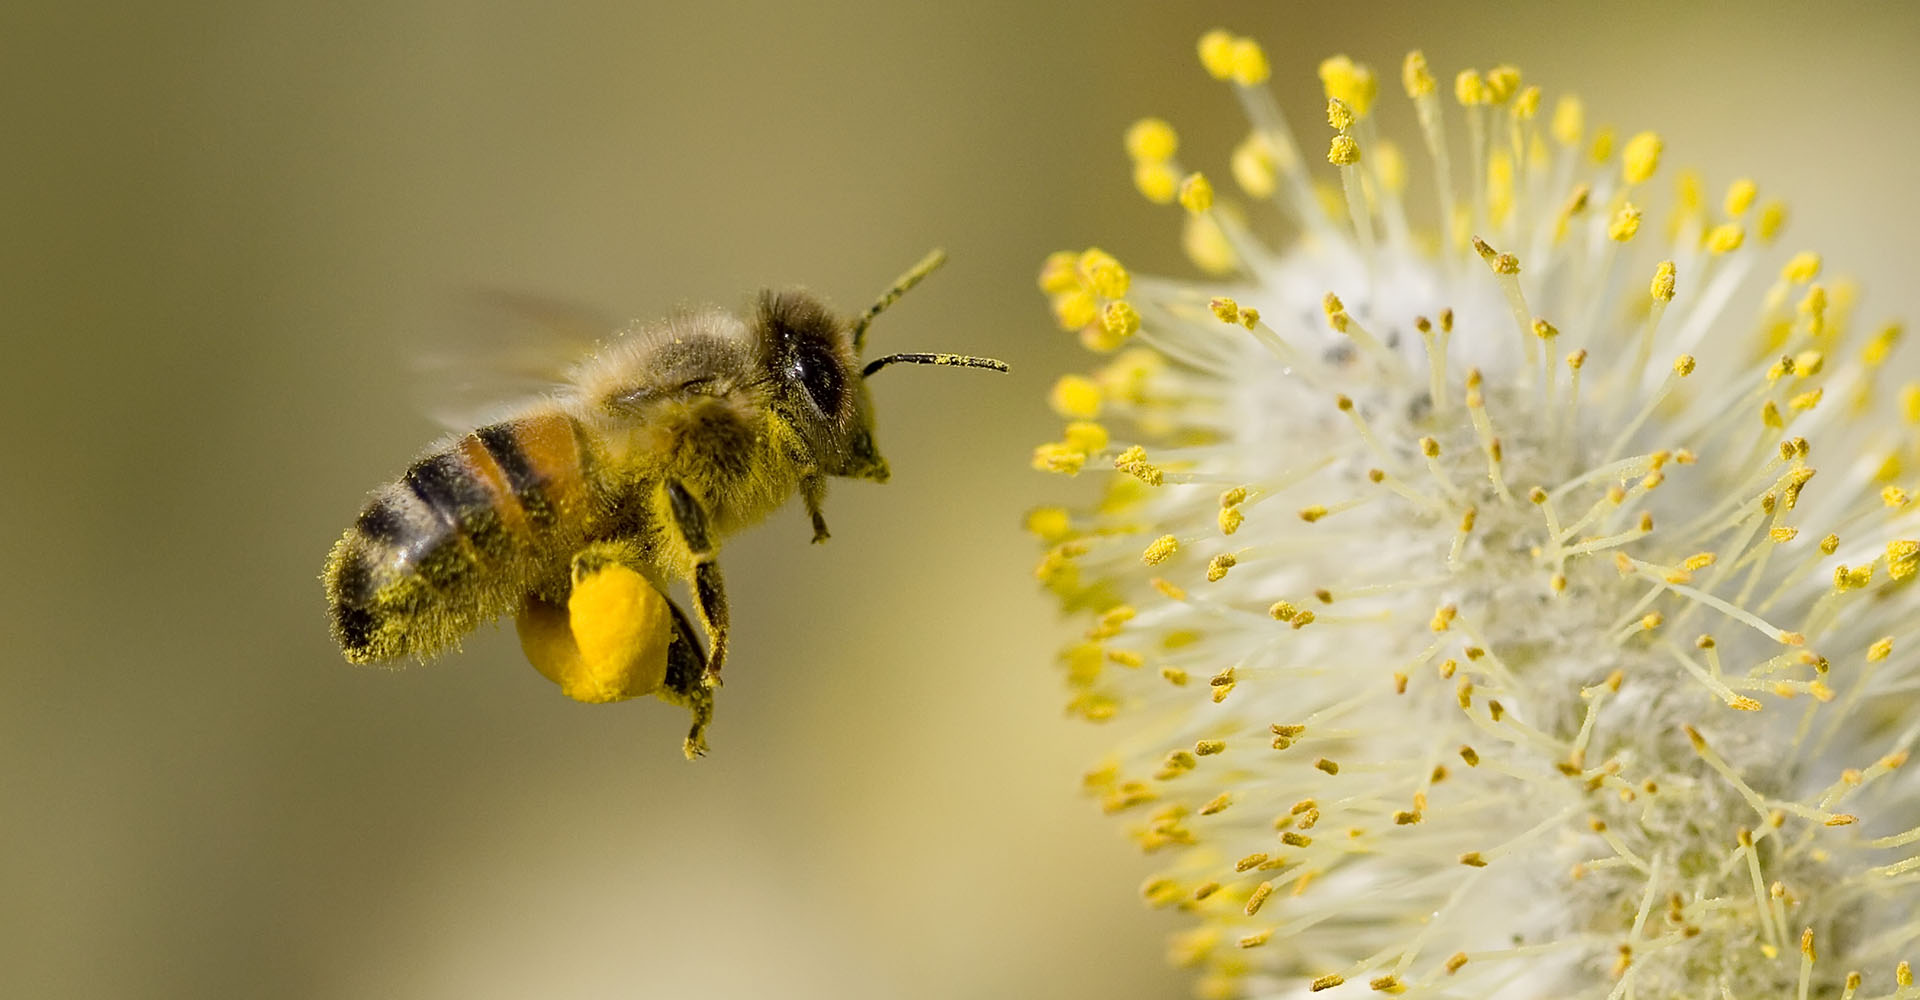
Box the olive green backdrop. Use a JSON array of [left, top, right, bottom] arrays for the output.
[[5, 2, 1917, 997]]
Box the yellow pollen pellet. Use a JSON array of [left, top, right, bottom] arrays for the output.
[[1328, 134, 1360, 166], [1124, 117, 1179, 162], [1622, 131, 1662, 184], [1227, 36, 1270, 85], [1141, 534, 1178, 566], [1048, 374, 1103, 419], [1609, 203, 1643, 242], [1707, 223, 1745, 254], [1402, 50, 1435, 98]]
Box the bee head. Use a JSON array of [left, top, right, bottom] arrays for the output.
[[762, 250, 1006, 484]]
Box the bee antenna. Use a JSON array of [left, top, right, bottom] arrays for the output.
[[851, 248, 948, 352], [861, 352, 1010, 378]]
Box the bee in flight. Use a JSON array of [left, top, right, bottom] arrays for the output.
[[323, 250, 1006, 757]]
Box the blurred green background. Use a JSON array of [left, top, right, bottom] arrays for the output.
[[4, 2, 1918, 997]]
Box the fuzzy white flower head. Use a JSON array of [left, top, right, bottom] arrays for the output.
[[1033, 32, 1920, 1000]]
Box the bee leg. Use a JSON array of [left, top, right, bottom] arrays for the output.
[[656, 599, 716, 759], [665, 480, 729, 689], [802, 472, 830, 544]]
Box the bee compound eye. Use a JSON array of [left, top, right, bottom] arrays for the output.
[[792, 341, 845, 416]]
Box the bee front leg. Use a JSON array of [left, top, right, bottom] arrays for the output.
[[802, 472, 830, 544], [665, 480, 729, 689]]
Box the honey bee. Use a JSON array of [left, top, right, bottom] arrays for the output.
[[323, 250, 1005, 756]]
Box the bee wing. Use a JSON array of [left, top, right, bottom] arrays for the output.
[[417, 290, 616, 431]]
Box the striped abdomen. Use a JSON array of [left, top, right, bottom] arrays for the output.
[[325, 413, 595, 663]]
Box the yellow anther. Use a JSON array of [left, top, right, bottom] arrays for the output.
[[1050, 288, 1098, 330], [1140, 534, 1179, 566], [1049, 374, 1103, 419], [1326, 95, 1359, 133], [1062, 421, 1109, 454], [1133, 160, 1178, 204], [1177, 172, 1214, 214], [1209, 297, 1241, 324], [1588, 127, 1616, 165], [1474, 237, 1520, 274], [1609, 202, 1643, 242], [1328, 134, 1361, 166], [1759, 200, 1788, 241], [1484, 65, 1522, 103], [1197, 29, 1236, 80], [1231, 132, 1278, 198], [1077, 248, 1130, 298], [1790, 388, 1822, 412], [1532, 318, 1559, 341], [1236, 305, 1260, 329], [1299, 505, 1329, 523], [1031, 442, 1087, 475], [1888, 540, 1920, 580], [1218, 506, 1244, 535], [1402, 50, 1435, 97], [1706, 223, 1745, 255], [1454, 69, 1487, 106], [1783, 251, 1822, 283], [1205, 553, 1237, 582], [1124, 117, 1179, 162], [1195, 739, 1226, 756], [1551, 94, 1584, 146], [1318, 55, 1377, 116], [1431, 604, 1458, 632], [1269, 600, 1298, 622], [1102, 301, 1140, 340], [1651, 261, 1677, 302], [1513, 85, 1541, 119], [1869, 637, 1895, 662], [1622, 131, 1662, 184], [1229, 37, 1270, 85], [1567, 348, 1588, 371], [1792, 349, 1824, 376], [1114, 445, 1164, 486], [1024, 506, 1072, 542], [1038, 250, 1080, 294], [1821, 534, 1840, 555], [1181, 212, 1237, 276], [1724, 178, 1758, 216]]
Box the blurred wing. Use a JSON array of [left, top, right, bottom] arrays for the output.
[[416, 290, 617, 430]]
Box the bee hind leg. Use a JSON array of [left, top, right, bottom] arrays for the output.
[[656, 599, 716, 759], [665, 480, 729, 690]]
